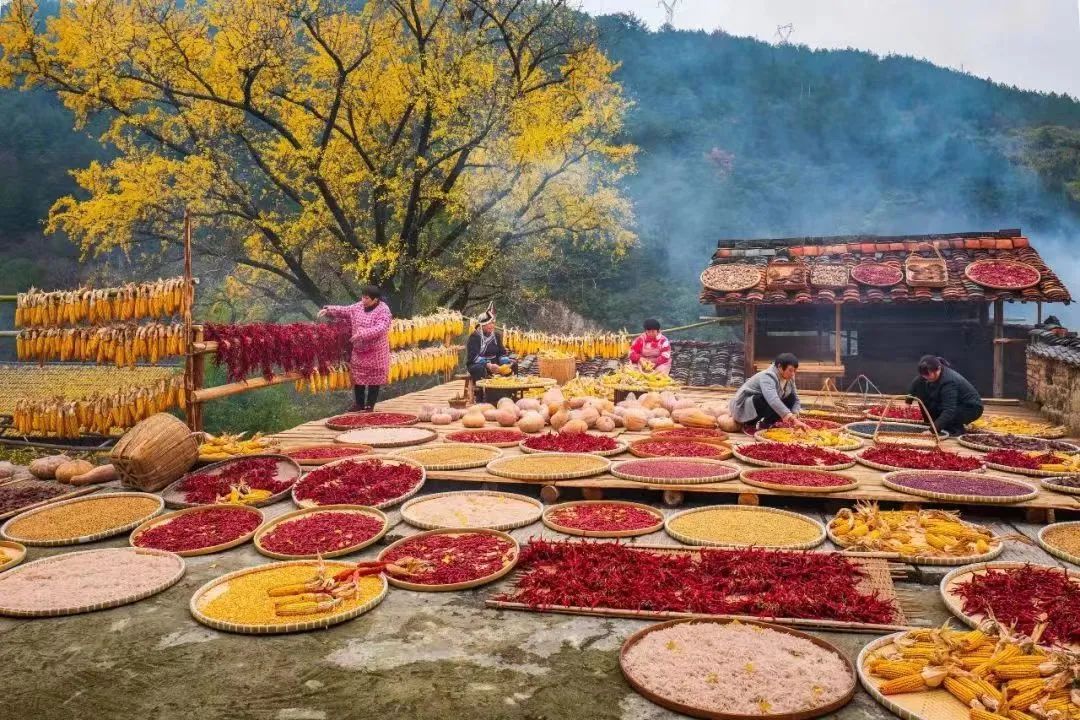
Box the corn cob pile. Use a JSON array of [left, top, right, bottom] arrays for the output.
[[866, 623, 1079, 720], [830, 502, 1000, 558], [600, 364, 680, 390], [198, 432, 279, 462], [562, 375, 614, 399], [388, 310, 465, 349], [293, 347, 463, 394], [969, 416, 1067, 439], [503, 328, 631, 360], [16, 322, 187, 366], [15, 278, 188, 327], [10, 375, 186, 438]]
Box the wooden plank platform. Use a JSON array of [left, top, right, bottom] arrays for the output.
[[272, 381, 1080, 518]]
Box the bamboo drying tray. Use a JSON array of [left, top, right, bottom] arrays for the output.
[[650, 429, 730, 446], [1036, 521, 1080, 567], [740, 468, 859, 494], [628, 438, 733, 460], [956, 434, 1079, 454], [967, 418, 1067, 439], [1040, 477, 1080, 496], [851, 262, 903, 288], [400, 491, 542, 532], [801, 407, 867, 424], [377, 528, 519, 592], [983, 460, 1080, 478], [0, 482, 98, 521], [283, 444, 374, 466], [542, 500, 664, 538], [753, 429, 862, 451], [0, 547, 185, 618], [0, 540, 26, 573], [964, 259, 1041, 290], [858, 632, 962, 720], [1, 491, 164, 547], [334, 426, 438, 448], [485, 453, 611, 481], [731, 444, 855, 471], [519, 438, 628, 457], [855, 454, 986, 474], [825, 525, 1004, 567], [844, 422, 946, 441], [880, 470, 1034, 503], [475, 377, 555, 390], [621, 618, 856, 720], [325, 412, 419, 430], [290, 456, 427, 511], [253, 505, 389, 560], [700, 263, 762, 292], [611, 458, 740, 485], [189, 560, 388, 635], [130, 505, 264, 557], [665, 505, 826, 549], [391, 443, 503, 470], [161, 454, 301, 509], [445, 429, 526, 448]]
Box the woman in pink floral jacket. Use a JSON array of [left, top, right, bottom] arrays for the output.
[[319, 285, 392, 411]]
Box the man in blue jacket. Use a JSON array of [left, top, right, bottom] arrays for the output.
[[728, 353, 810, 431]]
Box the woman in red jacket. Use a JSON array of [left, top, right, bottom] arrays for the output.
[[628, 319, 672, 375]]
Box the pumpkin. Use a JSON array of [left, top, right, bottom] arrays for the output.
[[550, 409, 571, 431], [594, 416, 616, 433], [55, 459, 95, 483], [717, 414, 740, 433], [29, 454, 71, 480], [517, 398, 541, 412], [497, 397, 518, 412], [495, 410, 518, 427], [673, 399, 697, 411], [448, 408, 466, 421], [623, 410, 648, 432], [562, 419, 589, 435], [418, 404, 437, 422], [483, 408, 500, 422], [431, 412, 453, 425], [648, 417, 675, 430], [516, 413, 545, 434], [462, 412, 486, 429]]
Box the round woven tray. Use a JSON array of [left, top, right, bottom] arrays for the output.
[[291, 456, 427, 510], [964, 259, 1041, 290], [253, 505, 389, 560], [390, 443, 503, 470], [283, 444, 374, 466], [851, 263, 903, 288], [843, 422, 945, 440], [622, 618, 856, 720], [0, 483, 99, 522], [956, 434, 1079, 455], [475, 378, 555, 391], [1037, 521, 1080, 567], [0, 547, 185, 618], [162, 454, 302, 509], [1, 492, 165, 547], [858, 632, 953, 720], [731, 444, 855, 471], [610, 458, 740, 485], [966, 421, 1067, 439], [542, 500, 664, 538], [984, 460, 1080, 478], [485, 453, 611, 481], [0, 540, 26, 573], [753, 429, 862, 451], [940, 561, 1080, 636], [325, 412, 420, 431], [190, 560, 388, 634], [628, 438, 733, 460], [740, 468, 859, 494], [444, 429, 526, 448], [880, 470, 1034, 504], [665, 505, 826, 549], [864, 411, 928, 425], [801, 407, 866, 424], [700, 263, 762, 293], [129, 505, 264, 557], [855, 454, 985, 474], [826, 524, 1004, 566], [651, 429, 730, 446], [399, 491, 542, 531], [334, 426, 438, 448], [519, 438, 627, 457], [377, 528, 519, 592], [1040, 477, 1080, 496]]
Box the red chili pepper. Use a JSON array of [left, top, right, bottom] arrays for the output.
[[868, 405, 925, 422], [738, 442, 849, 467], [326, 412, 418, 428], [382, 533, 515, 585], [984, 449, 1053, 470], [179, 458, 289, 504], [966, 261, 1040, 289], [548, 504, 658, 531], [293, 458, 423, 506], [286, 446, 368, 461], [634, 440, 724, 457], [260, 511, 384, 555], [133, 507, 260, 552], [952, 565, 1080, 645], [446, 429, 524, 444], [522, 433, 619, 453], [744, 469, 848, 487], [204, 321, 351, 382], [859, 446, 982, 471]]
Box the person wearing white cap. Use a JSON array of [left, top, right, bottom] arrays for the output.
[[465, 303, 516, 381]]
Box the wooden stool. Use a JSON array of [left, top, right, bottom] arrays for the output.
[[454, 373, 476, 405]]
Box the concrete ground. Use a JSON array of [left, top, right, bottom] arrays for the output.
[[0, 477, 1070, 720]]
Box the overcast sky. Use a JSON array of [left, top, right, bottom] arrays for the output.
[[579, 0, 1080, 98]]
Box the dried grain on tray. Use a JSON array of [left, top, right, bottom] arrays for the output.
[[0, 480, 77, 516], [959, 433, 1078, 453], [622, 620, 854, 717], [521, 432, 620, 454], [757, 427, 860, 449], [4, 494, 161, 543], [487, 454, 609, 478], [968, 415, 1066, 438], [667, 506, 824, 548], [132, 507, 261, 553], [325, 412, 418, 428], [741, 468, 856, 490], [629, 439, 728, 458], [402, 493, 540, 529], [612, 458, 739, 484], [1040, 523, 1080, 560], [445, 429, 525, 445], [335, 427, 435, 447], [883, 471, 1035, 499], [393, 444, 500, 468]]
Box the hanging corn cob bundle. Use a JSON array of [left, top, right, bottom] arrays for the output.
[[14, 278, 189, 327], [387, 345, 462, 383], [502, 327, 631, 360], [293, 364, 354, 395], [10, 374, 186, 438], [388, 309, 467, 349], [16, 322, 187, 366]]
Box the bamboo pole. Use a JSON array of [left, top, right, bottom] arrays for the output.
[[992, 299, 1004, 398], [192, 373, 303, 403], [834, 304, 842, 365], [742, 305, 756, 379]]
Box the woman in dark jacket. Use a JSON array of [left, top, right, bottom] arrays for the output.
[[906, 356, 984, 435]]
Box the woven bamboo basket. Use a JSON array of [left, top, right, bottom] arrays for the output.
[[858, 632, 957, 720], [400, 491, 542, 531], [537, 357, 577, 385], [110, 413, 199, 492], [904, 242, 948, 288], [844, 422, 946, 440], [855, 452, 986, 474], [334, 426, 438, 448], [731, 444, 855, 471], [161, 455, 301, 509], [0, 483, 98, 522], [129, 505, 264, 557], [291, 456, 426, 510], [964, 259, 1041, 290], [0, 540, 26, 573], [1036, 521, 1080, 567], [377, 528, 520, 592], [665, 505, 826, 549], [753, 428, 862, 451], [253, 505, 389, 560], [610, 458, 740, 485], [956, 434, 1079, 454], [1040, 477, 1080, 496], [283, 444, 374, 466], [445, 429, 526, 448], [825, 524, 1004, 567], [984, 460, 1080, 478], [390, 443, 503, 470], [628, 438, 732, 460], [2, 492, 165, 546], [881, 471, 1036, 504], [939, 561, 1080, 637], [739, 468, 859, 494], [542, 500, 664, 538], [519, 438, 627, 457], [486, 453, 611, 481]]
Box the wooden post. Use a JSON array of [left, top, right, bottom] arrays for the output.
[[181, 211, 204, 431], [190, 325, 205, 431], [1037, 301, 1043, 324], [743, 304, 756, 379], [834, 304, 842, 365], [992, 299, 1004, 398]]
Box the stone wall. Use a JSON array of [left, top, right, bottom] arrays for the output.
[[1026, 353, 1080, 434]]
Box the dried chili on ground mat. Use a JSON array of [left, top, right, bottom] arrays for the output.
[[950, 565, 1080, 646], [134, 507, 260, 553], [860, 446, 982, 471], [178, 458, 289, 504], [293, 458, 423, 506], [522, 433, 618, 453], [260, 511, 384, 555], [495, 540, 899, 625], [382, 532, 516, 586], [547, 504, 659, 532]]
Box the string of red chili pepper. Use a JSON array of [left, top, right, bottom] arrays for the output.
[[548, 504, 659, 531], [293, 459, 424, 506], [634, 440, 724, 458], [382, 533, 515, 585], [260, 512, 384, 555], [326, 412, 418, 428], [496, 540, 897, 624], [204, 321, 351, 382], [745, 469, 849, 487], [286, 446, 367, 461], [951, 564, 1080, 646], [984, 449, 1055, 470], [522, 433, 619, 453], [860, 446, 982, 471], [179, 458, 288, 504], [447, 430, 524, 444], [133, 507, 260, 552], [738, 442, 849, 467]]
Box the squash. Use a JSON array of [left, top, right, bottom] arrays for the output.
[[562, 419, 589, 435], [594, 416, 616, 433], [431, 412, 453, 425], [648, 417, 675, 430], [673, 399, 697, 411], [569, 397, 588, 409], [641, 392, 662, 410], [550, 409, 571, 431], [462, 412, 486, 429], [418, 404, 437, 422], [623, 410, 648, 432], [650, 407, 670, 419], [717, 414, 740, 433], [483, 408, 500, 422], [516, 413, 545, 434], [660, 391, 678, 411], [448, 408, 466, 421], [55, 459, 95, 484], [517, 398, 541, 412], [70, 464, 118, 486], [497, 397, 518, 412], [29, 454, 71, 480], [495, 410, 518, 427]]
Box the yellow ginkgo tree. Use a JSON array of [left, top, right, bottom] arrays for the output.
[[0, 0, 636, 315]]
